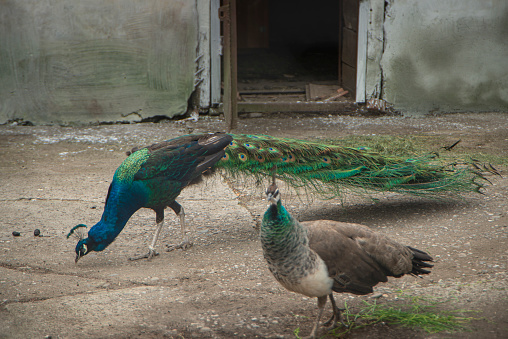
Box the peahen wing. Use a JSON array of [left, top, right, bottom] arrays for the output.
[[304, 220, 416, 295]]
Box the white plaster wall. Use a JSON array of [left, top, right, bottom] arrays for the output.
[[365, 0, 385, 99], [380, 0, 508, 114], [0, 0, 198, 124]]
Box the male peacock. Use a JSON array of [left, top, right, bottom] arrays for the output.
[[260, 175, 433, 338], [68, 133, 485, 262], [68, 133, 233, 262]]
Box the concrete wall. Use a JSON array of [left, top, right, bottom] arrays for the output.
[[376, 0, 508, 114], [0, 0, 198, 124]]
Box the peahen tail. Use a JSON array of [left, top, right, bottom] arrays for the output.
[[213, 134, 489, 199]]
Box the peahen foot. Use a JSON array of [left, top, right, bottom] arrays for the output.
[[323, 295, 347, 329], [128, 247, 159, 261], [165, 239, 193, 252], [322, 308, 347, 329]]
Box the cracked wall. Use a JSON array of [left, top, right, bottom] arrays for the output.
[[375, 0, 508, 115], [0, 0, 198, 124]]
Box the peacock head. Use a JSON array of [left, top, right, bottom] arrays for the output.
[[67, 224, 94, 263], [74, 238, 95, 263]]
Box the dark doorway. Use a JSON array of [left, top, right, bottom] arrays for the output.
[[235, 0, 357, 102]]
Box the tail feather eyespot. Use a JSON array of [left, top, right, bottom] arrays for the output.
[[282, 153, 295, 163]]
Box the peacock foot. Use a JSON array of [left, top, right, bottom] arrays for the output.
[[128, 248, 159, 261], [165, 240, 193, 252]]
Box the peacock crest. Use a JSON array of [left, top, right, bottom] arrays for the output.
[[66, 224, 88, 241]]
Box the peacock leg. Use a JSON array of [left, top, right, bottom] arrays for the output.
[[306, 295, 327, 339], [323, 293, 346, 328], [129, 208, 163, 260], [166, 201, 193, 252]]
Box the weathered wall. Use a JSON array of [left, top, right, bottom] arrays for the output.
[[0, 0, 198, 124], [379, 0, 508, 114]]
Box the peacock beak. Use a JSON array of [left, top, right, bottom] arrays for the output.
[[75, 253, 81, 263]]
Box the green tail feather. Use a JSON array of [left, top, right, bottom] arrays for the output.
[[213, 134, 487, 199]]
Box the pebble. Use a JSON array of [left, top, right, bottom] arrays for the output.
[[12, 231, 21, 237], [34, 229, 41, 236]]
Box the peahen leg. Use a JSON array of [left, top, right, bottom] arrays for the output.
[[129, 208, 164, 260], [307, 295, 327, 339], [166, 201, 194, 252], [323, 293, 347, 328]]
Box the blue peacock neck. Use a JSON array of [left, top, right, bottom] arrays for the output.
[[87, 181, 147, 251]]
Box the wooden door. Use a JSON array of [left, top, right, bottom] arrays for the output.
[[339, 0, 359, 94]]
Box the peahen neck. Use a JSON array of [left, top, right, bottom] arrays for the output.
[[261, 199, 314, 277], [87, 180, 147, 251]]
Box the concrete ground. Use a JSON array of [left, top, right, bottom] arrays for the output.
[[0, 112, 507, 338]]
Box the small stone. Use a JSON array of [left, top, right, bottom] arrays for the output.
[[34, 229, 41, 236], [371, 293, 383, 299], [12, 231, 21, 237]]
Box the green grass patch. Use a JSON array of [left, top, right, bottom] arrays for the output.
[[328, 294, 482, 337]]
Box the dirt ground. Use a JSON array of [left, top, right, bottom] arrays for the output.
[[0, 112, 507, 338]]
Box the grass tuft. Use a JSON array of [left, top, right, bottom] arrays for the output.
[[328, 294, 482, 337]]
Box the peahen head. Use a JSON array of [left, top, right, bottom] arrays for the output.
[[67, 224, 95, 263], [266, 182, 280, 205], [266, 166, 281, 205]]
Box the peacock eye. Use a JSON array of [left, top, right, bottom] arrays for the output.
[[81, 244, 88, 254]]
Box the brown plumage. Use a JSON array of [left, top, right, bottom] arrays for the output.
[[305, 220, 432, 294], [261, 180, 433, 338]]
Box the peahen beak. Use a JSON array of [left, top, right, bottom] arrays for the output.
[[266, 185, 280, 205]]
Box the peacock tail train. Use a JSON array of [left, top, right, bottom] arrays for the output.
[[214, 134, 487, 199]]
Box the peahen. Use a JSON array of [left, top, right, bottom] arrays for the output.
[[260, 175, 434, 338], [68, 133, 485, 262]]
